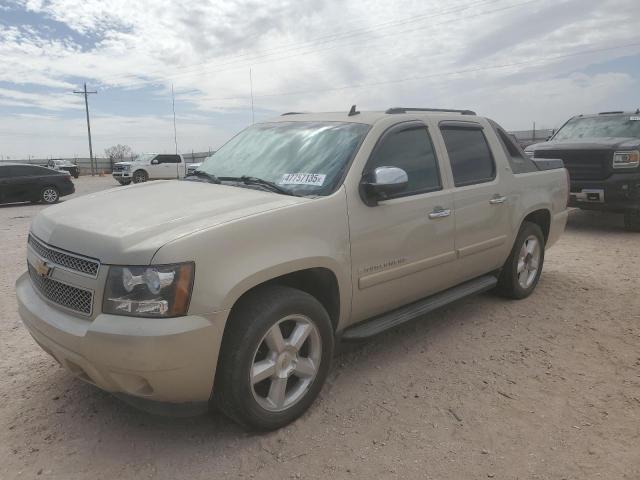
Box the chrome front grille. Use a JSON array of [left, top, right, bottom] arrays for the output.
[[28, 235, 99, 277], [28, 264, 93, 315]]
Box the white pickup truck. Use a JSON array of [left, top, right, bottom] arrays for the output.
[[112, 153, 186, 185], [17, 107, 568, 430]]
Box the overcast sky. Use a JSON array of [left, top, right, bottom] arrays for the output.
[[0, 0, 639, 159]]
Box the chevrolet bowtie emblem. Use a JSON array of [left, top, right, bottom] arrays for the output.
[[34, 259, 52, 277]]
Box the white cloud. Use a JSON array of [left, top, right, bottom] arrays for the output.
[[1, 0, 640, 156]]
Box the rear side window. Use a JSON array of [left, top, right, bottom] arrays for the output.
[[440, 127, 496, 187], [366, 124, 441, 197], [10, 166, 39, 176], [157, 155, 181, 164]]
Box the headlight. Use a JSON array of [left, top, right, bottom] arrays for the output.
[[524, 150, 534, 158], [612, 150, 640, 169], [103, 263, 194, 317]]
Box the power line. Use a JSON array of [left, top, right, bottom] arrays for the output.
[[72, 83, 97, 175], [196, 41, 640, 102], [100, 0, 529, 90]]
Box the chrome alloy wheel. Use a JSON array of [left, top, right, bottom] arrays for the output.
[[42, 188, 58, 203], [250, 314, 322, 412], [517, 235, 541, 289]]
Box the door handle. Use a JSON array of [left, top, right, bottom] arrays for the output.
[[428, 207, 451, 219], [489, 195, 507, 205]]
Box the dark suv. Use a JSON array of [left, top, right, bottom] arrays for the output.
[[525, 111, 640, 231]]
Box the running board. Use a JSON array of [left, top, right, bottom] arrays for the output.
[[342, 274, 498, 341]]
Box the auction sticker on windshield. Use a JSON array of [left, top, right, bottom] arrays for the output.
[[280, 173, 326, 186]]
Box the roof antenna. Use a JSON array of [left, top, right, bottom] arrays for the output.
[[348, 104, 360, 116]]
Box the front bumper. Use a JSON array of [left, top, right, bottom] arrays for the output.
[[569, 173, 640, 212], [16, 272, 228, 404], [112, 171, 132, 180]]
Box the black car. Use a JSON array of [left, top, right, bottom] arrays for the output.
[[525, 111, 640, 231], [0, 163, 75, 205]]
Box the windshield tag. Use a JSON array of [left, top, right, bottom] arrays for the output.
[[279, 173, 326, 186], [630, 116, 640, 121]]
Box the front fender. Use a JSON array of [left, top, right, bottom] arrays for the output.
[[151, 188, 352, 328]]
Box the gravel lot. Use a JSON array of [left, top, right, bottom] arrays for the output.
[[1, 176, 639, 479]]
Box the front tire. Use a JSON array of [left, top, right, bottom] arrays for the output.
[[40, 186, 59, 204], [214, 285, 334, 430], [496, 221, 545, 299], [623, 210, 640, 232], [132, 170, 148, 183]]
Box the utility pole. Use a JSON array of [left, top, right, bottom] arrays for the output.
[[73, 83, 97, 175], [532, 121, 536, 143], [171, 84, 178, 155], [249, 68, 255, 124]]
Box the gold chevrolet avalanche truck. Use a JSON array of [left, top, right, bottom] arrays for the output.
[[16, 107, 569, 429]]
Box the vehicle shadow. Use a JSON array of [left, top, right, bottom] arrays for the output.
[[10, 269, 589, 474], [565, 208, 627, 233]]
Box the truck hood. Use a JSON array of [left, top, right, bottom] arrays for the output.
[[527, 137, 640, 152], [31, 180, 309, 265]]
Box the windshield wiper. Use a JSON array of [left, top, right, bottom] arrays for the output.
[[186, 170, 220, 184], [219, 176, 293, 195]]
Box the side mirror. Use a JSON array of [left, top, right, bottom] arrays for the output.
[[151, 159, 159, 165], [360, 166, 408, 206]]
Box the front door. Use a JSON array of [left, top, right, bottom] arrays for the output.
[[437, 122, 512, 281], [347, 121, 457, 324]]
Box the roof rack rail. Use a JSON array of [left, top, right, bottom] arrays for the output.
[[598, 111, 624, 115], [281, 112, 304, 116], [385, 107, 476, 115]]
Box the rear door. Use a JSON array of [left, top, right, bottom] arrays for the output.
[[437, 121, 512, 281], [347, 121, 457, 323]]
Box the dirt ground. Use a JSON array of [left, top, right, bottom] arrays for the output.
[[1, 176, 638, 480]]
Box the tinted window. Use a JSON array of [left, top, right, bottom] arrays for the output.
[[367, 125, 441, 196], [17, 165, 55, 176], [440, 127, 496, 187], [0, 166, 8, 178], [157, 155, 181, 164]]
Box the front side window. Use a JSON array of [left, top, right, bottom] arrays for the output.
[[365, 124, 441, 196], [199, 121, 370, 196], [440, 127, 496, 187], [554, 114, 640, 140]]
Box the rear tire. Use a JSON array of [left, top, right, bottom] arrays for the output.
[[214, 285, 334, 430], [40, 186, 59, 204], [496, 221, 545, 299], [623, 210, 640, 232], [132, 170, 148, 183]]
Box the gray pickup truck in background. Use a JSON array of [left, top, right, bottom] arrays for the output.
[[525, 111, 640, 231], [17, 107, 568, 430]]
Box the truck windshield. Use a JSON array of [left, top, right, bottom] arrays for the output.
[[132, 153, 156, 163], [198, 121, 370, 196], [554, 114, 640, 140]]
